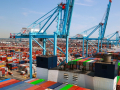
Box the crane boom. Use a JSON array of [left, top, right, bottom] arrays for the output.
[[62, 0, 75, 37], [102, 0, 112, 38]]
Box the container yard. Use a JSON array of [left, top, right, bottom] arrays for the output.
[[0, 0, 120, 90]]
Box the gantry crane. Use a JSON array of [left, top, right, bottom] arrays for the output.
[[10, 0, 75, 79], [70, 0, 112, 57], [103, 31, 119, 49]]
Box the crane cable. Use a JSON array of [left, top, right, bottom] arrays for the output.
[[101, 8, 107, 23]]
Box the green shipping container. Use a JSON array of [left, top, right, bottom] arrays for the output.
[[72, 59, 82, 65], [68, 59, 82, 65], [83, 60, 91, 66], [30, 79, 45, 85], [69, 59, 77, 65], [60, 84, 73, 90], [118, 62, 120, 66], [118, 62, 120, 70], [117, 76, 120, 84], [68, 61, 71, 65]]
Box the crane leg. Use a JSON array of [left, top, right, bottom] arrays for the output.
[[86, 40, 88, 57], [101, 40, 102, 52], [29, 34, 32, 79], [43, 38, 46, 55], [54, 32, 57, 55], [66, 36, 69, 63], [82, 38, 84, 57], [97, 39, 100, 53]]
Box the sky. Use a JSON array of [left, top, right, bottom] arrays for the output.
[[0, 0, 120, 39]]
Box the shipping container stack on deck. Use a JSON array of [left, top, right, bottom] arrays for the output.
[[67, 57, 102, 71], [0, 78, 91, 90]]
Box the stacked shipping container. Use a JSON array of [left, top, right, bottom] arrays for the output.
[[67, 57, 102, 71]]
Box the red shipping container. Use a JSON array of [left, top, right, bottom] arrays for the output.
[[77, 60, 80, 65], [118, 70, 120, 76], [79, 60, 87, 66], [94, 58, 102, 60], [25, 85, 41, 90], [117, 79, 120, 90], [14, 61, 19, 64], [11, 52, 14, 56], [0, 79, 20, 88], [93, 61, 98, 67], [118, 57, 120, 60], [2, 57, 6, 61], [13, 59, 17, 61], [67, 65, 70, 68], [7, 61, 13, 63], [73, 65, 77, 69], [35, 86, 47, 90], [113, 59, 117, 61], [0, 56, 6, 61], [39, 81, 56, 88], [0, 67, 5, 75], [10, 66, 18, 70], [76, 87, 85, 90], [77, 59, 83, 65], [2, 80, 20, 88]]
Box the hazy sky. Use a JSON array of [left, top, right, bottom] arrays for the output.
[[0, 0, 120, 39]]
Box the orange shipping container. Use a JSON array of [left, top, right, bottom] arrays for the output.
[[25, 85, 41, 90], [35, 86, 47, 90], [39, 81, 56, 88], [0, 79, 20, 88], [68, 85, 79, 90]]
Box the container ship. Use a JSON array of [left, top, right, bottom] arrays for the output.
[[0, 0, 120, 90], [0, 39, 120, 90]]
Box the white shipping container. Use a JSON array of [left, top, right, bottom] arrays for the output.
[[48, 70, 59, 82], [77, 74, 86, 88], [93, 76, 116, 90], [36, 67, 48, 81], [113, 76, 117, 90], [2, 67, 8, 71], [12, 57, 16, 59], [0, 56, 6, 58], [57, 71, 68, 83], [84, 75, 94, 90], [7, 59, 12, 61], [86, 60, 94, 70]]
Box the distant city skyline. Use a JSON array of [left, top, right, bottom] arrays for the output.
[[0, 0, 120, 39]]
